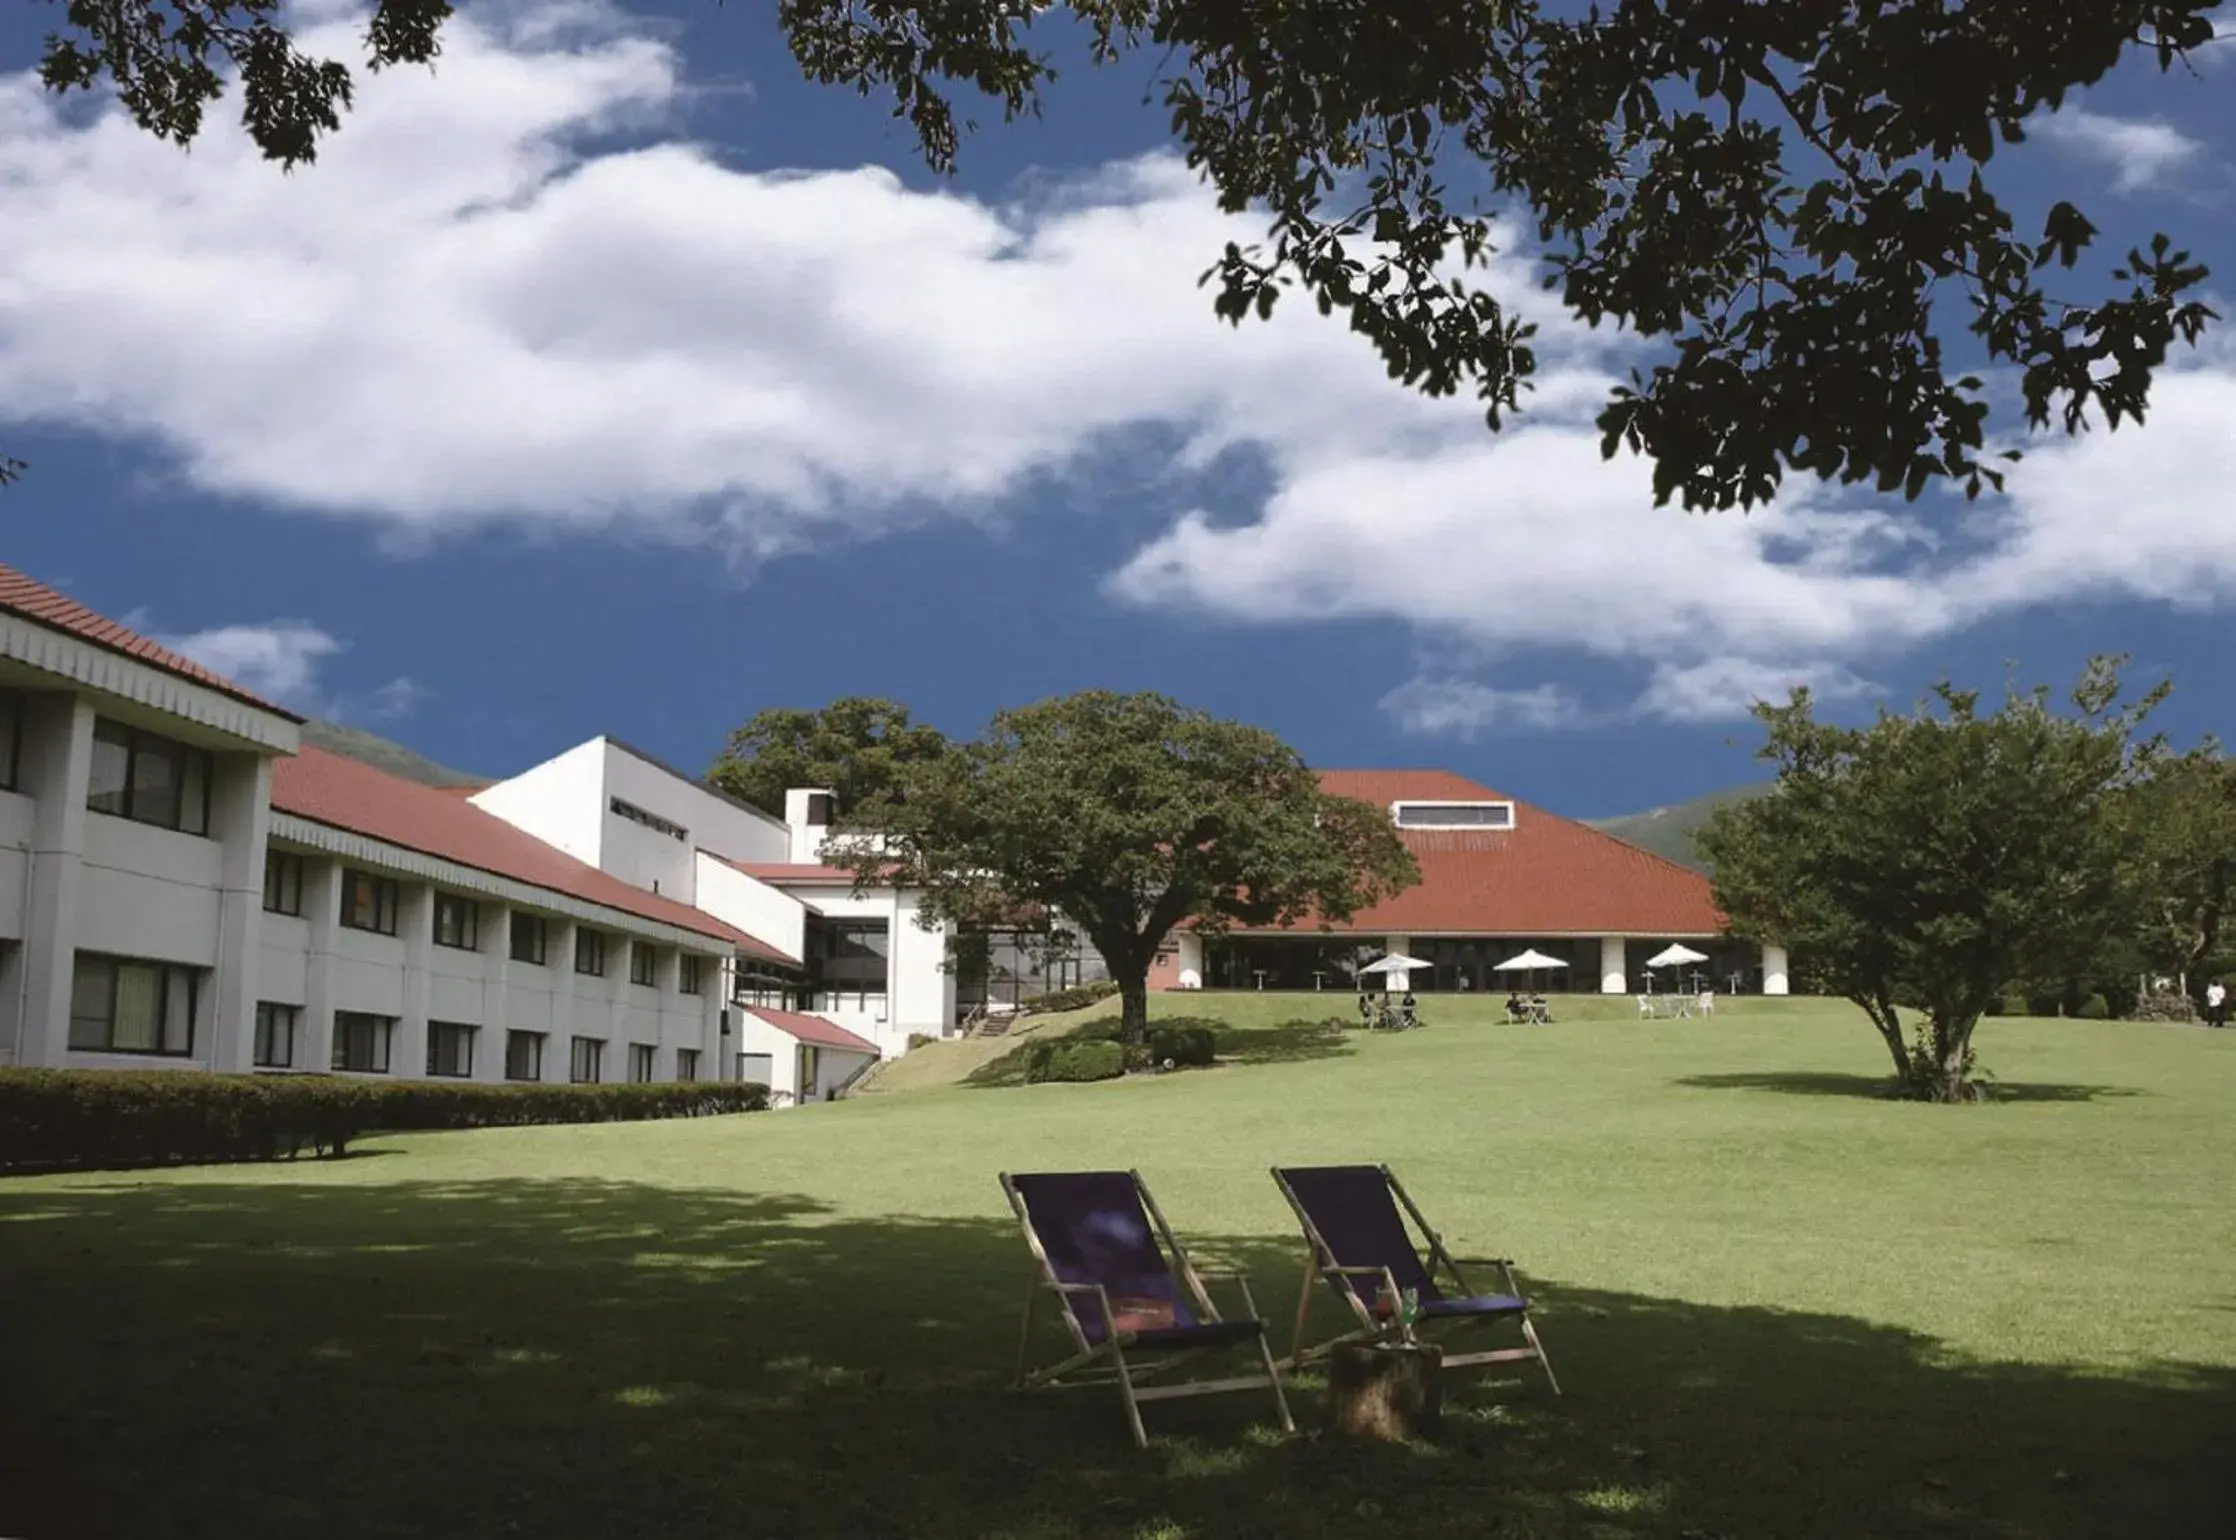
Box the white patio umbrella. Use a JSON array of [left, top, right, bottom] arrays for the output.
[[1493, 948, 1567, 996], [1644, 943, 1711, 993], [1358, 954, 1431, 977]]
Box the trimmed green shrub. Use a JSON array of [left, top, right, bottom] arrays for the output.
[[906, 1032, 938, 1051], [0, 1070, 768, 1174], [1999, 993, 2031, 1018], [2073, 992, 2111, 1020], [1024, 1040, 1125, 1084], [1149, 1024, 1216, 1068], [1018, 979, 1121, 1013]]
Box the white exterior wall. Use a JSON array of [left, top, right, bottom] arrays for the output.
[[692, 853, 808, 964], [255, 846, 729, 1082], [603, 742, 788, 870], [0, 648, 300, 1072], [467, 740, 608, 869], [730, 1012, 875, 1106], [1762, 944, 1791, 995], [767, 882, 954, 1055]]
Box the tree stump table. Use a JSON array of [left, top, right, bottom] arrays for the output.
[[1327, 1340, 1443, 1441]]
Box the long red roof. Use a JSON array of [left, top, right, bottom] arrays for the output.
[[0, 562, 301, 719], [272, 746, 798, 964], [743, 1006, 879, 1054], [1267, 769, 1725, 937]]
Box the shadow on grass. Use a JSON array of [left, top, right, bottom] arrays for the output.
[[962, 1016, 1356, 1088], [1676, 1071, 2147, 1104], [1, 1174, 2230, 1540]]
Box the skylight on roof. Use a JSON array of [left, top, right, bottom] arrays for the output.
[[1391, 800, 1515, 830]]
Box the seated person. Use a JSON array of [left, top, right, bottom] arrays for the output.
[[1505, 991, 1527, 1021], [1399, 990, 1418, 1027]]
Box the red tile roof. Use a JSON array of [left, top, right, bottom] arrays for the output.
[[1254, 769, 1726, 937], [743, 1007, 879, 1055], [271, 746, 798, 965], [0, 562, 302, 719]]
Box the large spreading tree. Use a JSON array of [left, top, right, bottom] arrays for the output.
[[1697, 657, 2166, 1102], [20, 2, 2220, 503], [706, 697, 952, 818], [827, 689, 1419, 1044]]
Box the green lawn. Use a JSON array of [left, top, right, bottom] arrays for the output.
[[5, 996, 2234, 1538]]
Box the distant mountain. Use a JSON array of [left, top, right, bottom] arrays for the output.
[[1583, 783, 1769, 874], [298, 719, 486, 789]]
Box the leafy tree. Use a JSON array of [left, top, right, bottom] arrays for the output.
[[20, 3, 2218, 504], [1697, 658, 2166, 1101], [2120, 747, 2236, 980], [776, 0, 2220, 509], [706, 697, 951, 819], [830, 689, 1419, 1044]]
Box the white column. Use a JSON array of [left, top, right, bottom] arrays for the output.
[[301, 861, 341, 1071], [394, 883, 434, 1080], [206, 753, 272, 1073], [1762, 944, 1790, 996], [549, 919, 577, 1082], [1176, 932, 1205, 989], [477, 902, 510, 1082], [1600, 936, 1628, 995], [701, 952, 724, 1077], [16, 695, 94, 1067], [1383, 935, 1411, 993]]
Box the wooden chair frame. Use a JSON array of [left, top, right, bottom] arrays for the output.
[[1000, 1169, 1296, 1449], [1271, 1163, 1560, 1392]]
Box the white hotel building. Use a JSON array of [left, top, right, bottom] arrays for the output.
[[0, 562, 1771, 1105], [0, 564, 952, 1106]]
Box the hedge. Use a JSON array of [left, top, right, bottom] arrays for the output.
[[1149, 1024, 1216, 1068], [1018, 979, 1122, 1013], [1024, 1040, 1125, 1084], [0, 1070, 769, 1174], [2072, 992, 2111, 1020]]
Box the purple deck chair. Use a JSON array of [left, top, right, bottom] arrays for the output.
[[1001, 1170, 1295, 1448], [1271, 1164, 1560, 1390]]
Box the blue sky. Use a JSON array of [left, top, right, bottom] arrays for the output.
[[1, 1, 2231, 816]]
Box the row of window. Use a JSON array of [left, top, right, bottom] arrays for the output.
[[609, 795, 687, 841], [289, 1009, 690, 1083], [263, 854, 705, 992], [72, 955, 705, 1077]]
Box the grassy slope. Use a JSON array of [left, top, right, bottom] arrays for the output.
[[4, 997, 2233, 1539], [1583, 783, 1769, 872], [298, 718, 486, 788]]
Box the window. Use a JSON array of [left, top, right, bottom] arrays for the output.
[[570, 1035, 603, 1084], [331, 1012, 394, 1073], [509, 912, 547, 965], [679, 954, 704, 995], [575, 929, 606, 977], [0, 689, 23, 790], [676, 1048, 700, 1082], [426, 1021, 475, 1078], [432, 892, 479, 950], [340, 869, 400, 936], [505, 1029, 545, 1082], [1391, 800, 1515, 831], [68, 955, 198, 1055], [609, 795, 687, 841], [628, 1043, 657, 1083], [262, 851, 303, 916], [806, 918, 888, 1014], [629, 941, 657, 987], [86, 717, 212, 834], [254, 1002, 298, 1068]]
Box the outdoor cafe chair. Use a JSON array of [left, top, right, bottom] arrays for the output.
[[1268, 1164, 1560, 1390], [1000, 1170, 1295, 1449]]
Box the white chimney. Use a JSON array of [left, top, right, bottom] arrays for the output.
[[784, 787, 837, 864]]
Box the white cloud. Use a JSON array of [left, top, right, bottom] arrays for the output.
[[1379, 677, 1589, 738], [2, 3, 2233, 733], [152, 622, 344, 709], [1632, 658, 1879, 726], [2034, 108, 2204, 192], [147, 620, 420, 723]]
